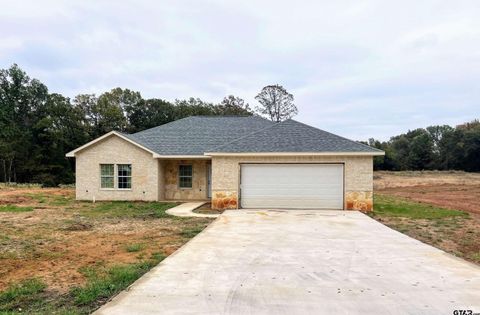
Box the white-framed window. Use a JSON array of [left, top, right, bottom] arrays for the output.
[[117, 164, 132, 189], [100, 164, 114, 189], [178, 165, 193, 188]]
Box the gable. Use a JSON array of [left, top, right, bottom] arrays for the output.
[[65, 132, 158, 157]]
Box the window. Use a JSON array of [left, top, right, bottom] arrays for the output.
[[179, 165, 193, 188], [100, 164, 114, 188], [117, 164, 132, 189]]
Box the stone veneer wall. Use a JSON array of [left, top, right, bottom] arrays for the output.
[[164, 160, 210, 200], [211, 155, 373, 211], [75, 135, 159, 201]]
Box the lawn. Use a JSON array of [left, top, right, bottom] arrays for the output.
[[371, 171, 480, 265], [0, 187, 214, 314]]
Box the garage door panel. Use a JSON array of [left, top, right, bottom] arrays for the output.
[[240, 164, 344, 209]]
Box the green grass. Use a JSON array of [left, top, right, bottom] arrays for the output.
[[470, 252, 480, 262], [180, 225, 205, 238], [0, 278, 46, 312], [71, 258, 163, 307], [0, 205, 34, 212], [26, 192, 72, 206], [80, 201, 177, 219], [125, 243, 146, 253], [373, 194, 468, 220], [0, 257, 166, 314]]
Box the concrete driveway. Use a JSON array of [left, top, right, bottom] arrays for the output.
[[96, 210, 480, 315]]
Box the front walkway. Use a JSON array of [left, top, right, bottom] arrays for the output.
[[166, 202, 219, 218], [96, 210, 480, 315]]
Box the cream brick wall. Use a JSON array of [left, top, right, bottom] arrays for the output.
[[211, 155, 373, 211], [75, 135, 159, 201]]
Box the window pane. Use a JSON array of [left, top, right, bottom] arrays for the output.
[[118, 176, 131, 189], [179, 165, 192, 177], [179, 176, 192, 188], [101, 164, 114, 176], [117, 164, 131, 189], [101, 176, 114, 188], [118, 164, 131, 176]]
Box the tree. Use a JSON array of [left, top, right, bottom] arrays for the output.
[[0, 64, 48, 183], [127, 98, 175, 132], [32, 93, 88, 185], [407, 130, 434, 170], [254, 84, 297, 122], [216, 95, 253, 116], [95, 88, 140, 135], [173, 98, 216, 119]]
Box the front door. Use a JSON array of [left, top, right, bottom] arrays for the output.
[[207, 164, 212, 198]]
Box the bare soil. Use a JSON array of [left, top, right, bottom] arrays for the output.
[[0, 188, 212, 293], [375, 171, 480, 214], [373, 171, 480, 264]]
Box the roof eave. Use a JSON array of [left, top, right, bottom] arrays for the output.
[[204, 151, 385, 157], [65, 131, 158, 157], [154, 155, 211, 159]]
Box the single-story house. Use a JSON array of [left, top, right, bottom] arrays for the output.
[[66, 116, 384, 211]]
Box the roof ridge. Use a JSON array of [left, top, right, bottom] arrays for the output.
[[132, 115, 271, 136], [208, 120, 280, 152], [288, 119, 383, 152]]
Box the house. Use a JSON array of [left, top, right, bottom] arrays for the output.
[[66, 116, 384, 211]]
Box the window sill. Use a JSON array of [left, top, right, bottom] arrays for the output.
[[99, 188, 132, 191]]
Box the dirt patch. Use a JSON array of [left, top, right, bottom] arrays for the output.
[[378, 184, 480, 214], [374, 170, 480, 190], [375, 171, 480, 214], [193, 203, 224, 215], [0, 188, 213, 294], [373, 171, 480, 265]]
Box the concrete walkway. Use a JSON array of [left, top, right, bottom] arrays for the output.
[[166, 202, 219, 218], [96, 210, 480, 315]]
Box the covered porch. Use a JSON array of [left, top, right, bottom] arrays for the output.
[[158, 158, 211, 202]]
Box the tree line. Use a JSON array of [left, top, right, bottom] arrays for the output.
[[365, 121, 480, 172], [1, 64, 478, 186], [0, 64, 300, 186]]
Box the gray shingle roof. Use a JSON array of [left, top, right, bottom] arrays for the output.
[[207, 119, 383, 153], [124, 116, 274, 155], [121, 116, 382, 155]]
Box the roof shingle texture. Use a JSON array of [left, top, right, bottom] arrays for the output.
[[123, 116, 381, 155], [123, 116, 274, 155], [210, 119, 382, 153]]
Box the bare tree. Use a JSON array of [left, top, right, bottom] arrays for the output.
[[255, 85, 298, 122]]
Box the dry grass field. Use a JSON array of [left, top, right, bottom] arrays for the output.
[[372, 171, 480, 265], [0, 187, 213, 314]]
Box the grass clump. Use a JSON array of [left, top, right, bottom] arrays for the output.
[[0, 278, 46, 312], [373, 194, 468, 220], [180, 226, 205, 238], [80, 201, 177, 219], [26, 192, 72, 206], [72, 259, 163, 306], [0, 205, 34, 212], [125, 243, 146, 253]]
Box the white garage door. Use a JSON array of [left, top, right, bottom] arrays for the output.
[[240, 164, 344, 209]]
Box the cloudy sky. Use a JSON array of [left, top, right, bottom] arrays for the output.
[[1, 1, 479, 140]]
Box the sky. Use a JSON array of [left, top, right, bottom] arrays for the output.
[[1, 0, 479, 141]]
